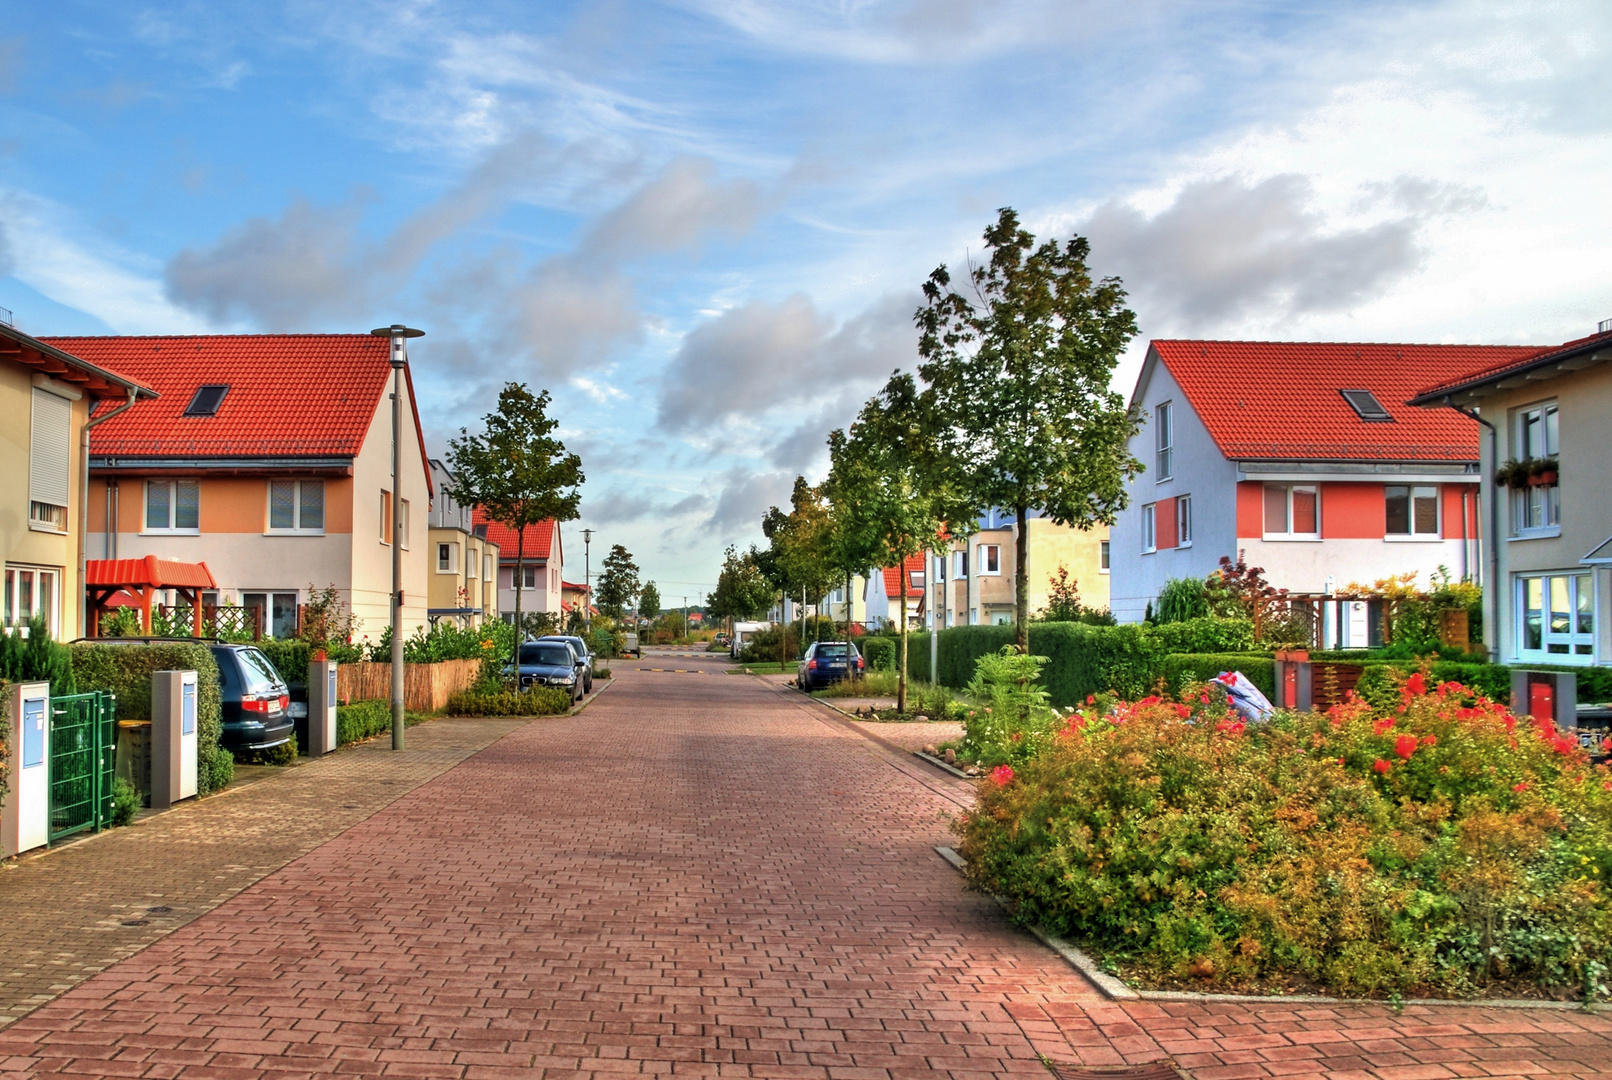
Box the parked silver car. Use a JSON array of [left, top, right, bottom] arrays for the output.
[[537, 634, 594, 693]]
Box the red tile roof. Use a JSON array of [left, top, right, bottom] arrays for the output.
[[1410, 329, 1612, 401], [42, 335, 431, 489], [1150, 340, 1553, 462], [85, 555, 217, 590], [881, 553, 928, 599], [475, 512, 557, 561]]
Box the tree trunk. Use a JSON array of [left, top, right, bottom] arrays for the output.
[[898, 575, 908, 714], [512, 525, 527, 677], [1015, 504, 1029, 653]]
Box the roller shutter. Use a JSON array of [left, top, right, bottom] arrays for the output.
[[29, 387, 73, 510]]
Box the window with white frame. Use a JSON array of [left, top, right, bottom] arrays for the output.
[[145, 480, 200, 534], [267, 480, 324, 533], [1155, 402, 1173, 481], [1517, 572, 1594, 660], [1176, 495, 1193, 546], [1386, 485, 1439, 537], [3, 565, 60, 634], [517, 565, 539, 590], [1141, 504, 1156, 553], [29, 388, 72, 534], [379, 490, 392, 544], [953, 550, 968, 579], [400, 499, 410, 550], [908, 569, 925, 591], [977, 544, 1001, 574], [437, 542, 457, 573], [484, 553, 493, 582], [1263, 484, 1319, 539], [1099, 540, 1110, 574]]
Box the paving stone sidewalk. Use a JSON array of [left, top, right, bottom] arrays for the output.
[[0, 717, 524, 1025]]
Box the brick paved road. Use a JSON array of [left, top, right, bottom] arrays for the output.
[[1, 664, 1609, 1078]]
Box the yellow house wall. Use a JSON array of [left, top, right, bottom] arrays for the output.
[[1026, 518, 1110, 616], [350, 374, 431, 640], [0, 364, 85, 638]]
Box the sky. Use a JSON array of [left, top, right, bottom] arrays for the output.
[[2, 0, 1609, 599]]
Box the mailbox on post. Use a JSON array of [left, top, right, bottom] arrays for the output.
[[4, 682, 50, 856], [151, 670, 199, 809], [307, 657, 338, 756]]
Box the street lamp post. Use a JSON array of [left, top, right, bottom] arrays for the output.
[[582, 528, 594, 634], [371, 324, 424, 751]]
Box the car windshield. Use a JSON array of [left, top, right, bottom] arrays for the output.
[[520, 645, 574, 667], [814, 644, 852, 659], [237, 648, 284, 694]]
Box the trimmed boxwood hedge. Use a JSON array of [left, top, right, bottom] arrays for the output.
[[334, 700, 431, 745], [443, 686, 572, 717], [69, 642, 233, 794], [1159, 653, 1277, 699]]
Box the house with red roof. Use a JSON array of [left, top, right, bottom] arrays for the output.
[[44, 334, 434, 641], [427, 459, 500, 628], [1, 322, 154, 638], [1408, 324, 1612, 667], [864, 552, 927, 630], [1109, 339, 1556, 639], [470, 511, 566, 625]]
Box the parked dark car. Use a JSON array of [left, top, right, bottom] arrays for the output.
[[76, 637, 293, 753], [537, 634, 594, 693], [796, 641, 864, 691], [506, 641, 583, 703]]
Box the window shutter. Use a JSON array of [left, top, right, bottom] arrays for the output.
[[29, 388, 73, 509]]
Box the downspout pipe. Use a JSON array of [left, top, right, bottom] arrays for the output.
[[1445, 397, 1498, 654], [80, 389, 148, 637]]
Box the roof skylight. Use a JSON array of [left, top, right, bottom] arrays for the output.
[[184, 384, 230, 416], [1339, 388, 1393, 422]]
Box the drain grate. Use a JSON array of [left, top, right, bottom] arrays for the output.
[[120, 920, 149, 927], [1046, 1063, 1186, 1080]]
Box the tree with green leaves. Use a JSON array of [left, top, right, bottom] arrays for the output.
[[446, 383, 583, 670], [917, 207, 1142, 652], [761, 476, 840, 653], [596, 544, 640, 619], [827, 372, 967, 713], [707, 545, 772, 624], [638, 581, 661, 621]]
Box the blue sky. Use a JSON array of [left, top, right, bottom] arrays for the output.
[[2, 1, 1609, 598]]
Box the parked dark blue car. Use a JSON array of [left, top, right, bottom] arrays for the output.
[[795, 641, 864, 691], [506, 641, 583, 703]]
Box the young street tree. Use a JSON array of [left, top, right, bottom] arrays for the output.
[[446, 383, 582, 670], [761, 476, 839, 652], [706, 545, 772, 626], [917, 207, 1141, 651], [827, 372, 965, 713], [638, 581, 661, 622], [596, 544, 640, 620]]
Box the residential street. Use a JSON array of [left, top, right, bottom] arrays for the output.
[[1, 655, 1609, 1078]]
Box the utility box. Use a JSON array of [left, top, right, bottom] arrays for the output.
[[4, 682, 50, 856], [1512, 669, 1577, 729], [151, 670, 199, 809], [306, 657, 338, 756]]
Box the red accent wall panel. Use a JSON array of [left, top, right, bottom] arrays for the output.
[[1441, 485, 1473, 540], [1236, 482, 1263, 538], [1155, 496, 1177, 549], [1320, 482, 1383, 539]]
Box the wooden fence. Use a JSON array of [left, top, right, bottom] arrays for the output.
[[336, 658, 482, 713]]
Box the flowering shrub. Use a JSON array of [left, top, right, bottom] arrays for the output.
[[957, 673, 1612, 998]]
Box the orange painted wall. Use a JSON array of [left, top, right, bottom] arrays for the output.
[[89, 476, 355, 534], [1442, 485, 1478, 540], [1235, 482, 1263, 538], [1154, 495, 1177, 549], [1320, 482, 1383, 539]]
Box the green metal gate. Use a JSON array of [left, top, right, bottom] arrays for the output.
[[48, 691, 117, 843]]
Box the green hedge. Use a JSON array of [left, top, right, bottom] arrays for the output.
[[443, 686, 572, 717], [1159, 653, 1277, 699], [334, 700, 431, 746], [70, 642, 233, 794]]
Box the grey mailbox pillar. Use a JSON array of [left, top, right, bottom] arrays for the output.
[[307, 657, 338, 756], [151, 670, 199, 809], [4, 682, 51, 856]]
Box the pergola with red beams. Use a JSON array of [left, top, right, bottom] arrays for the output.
[[85, 556, 218, 637]]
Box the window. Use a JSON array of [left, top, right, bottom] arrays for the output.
[[1518, 572, 1594, 660], [29, 388, 72, 533], [145, 480, 200, 533], [484, 554, 493, 582], [1155, 402, 1173, 481], [437, 542, 457, 573], [4, 566, 59, 635], [953, 550, 968, 579], [243, 591, 298, 639], [1099, 540, 1110, 574], [1141, 504, 1156, 553], [978, 544, 1001, 575], [400, 499, 410, 550], [1263, 484, 1319, 539], [517, 565, 538, 590], [1176, 495, 1193, 546], [1516, 400, 1559, 460], [183, 385, 230, 416], [267, 480, 324, 533], [1515, 485, 1561, 534], [379, 490, 393, 544], [1386, 485, 1439, 537], [908, 570, 925, 591], [1340, 389, 1393, 422]]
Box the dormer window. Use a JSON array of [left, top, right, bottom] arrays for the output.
[[1340, 389, 1392, 422], [184, 384, 230, 416]]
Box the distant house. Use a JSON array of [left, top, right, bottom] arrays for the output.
[[864, 553, 926, 630], [427, 460, 499, 627], [1408, 325, 1612, 666], [48, 334, 434, 640], [935, 511, 1110, 626], [472, 511, 565, 623], [1109, 339, 1557, 639], [0, 322, 152, 638]]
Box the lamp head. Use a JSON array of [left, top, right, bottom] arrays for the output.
[[370, 325, 425, 369]]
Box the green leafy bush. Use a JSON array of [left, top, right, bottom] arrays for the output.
[[335, 701, 431, 746], [1155, 577, 1210, 623], [255, 639, 363, 685], [958, 647, 1059, 767], [443, 686, 571, 717], [958, 677, 1612, 998], [0, 618, 77, 696], [1150, 617, 1256, 654], [110, 776, 142, 825], [70, 641, 232, 795]]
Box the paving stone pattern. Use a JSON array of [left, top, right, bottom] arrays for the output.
[[1, 660, 1609, 1078]]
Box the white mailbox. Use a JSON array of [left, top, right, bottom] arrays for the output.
[[4, 682, 51, 856], [307, 658, 338, 756], [151, 670, 198, 808]]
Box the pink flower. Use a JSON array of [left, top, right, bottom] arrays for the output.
[[1421, 735, 1438, 748], [1513, 781, 1529, 793], [1174, 704, 1192, 719], [1405, 672, 1427, 696], [1199, 693, 1211, 705], [1373, 759, 1391, 775], [1394, 734, 1418, 761], [1373, 718, 1396, 736], [990, 765, 1015, 786], [1086, 695, 1096, 705]]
